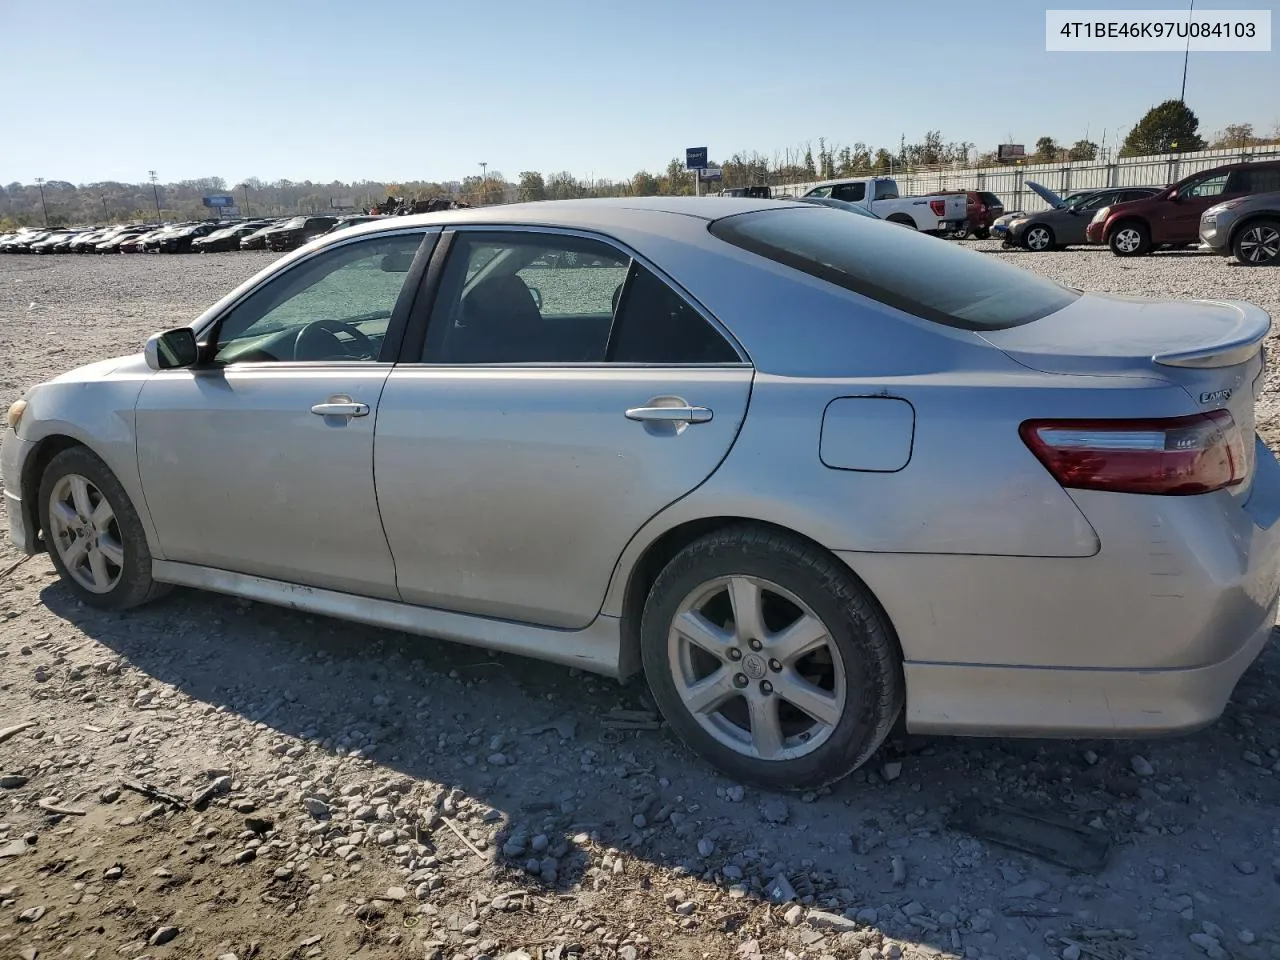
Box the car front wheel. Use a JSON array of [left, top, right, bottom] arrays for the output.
[[1022, 225, 1055, 252], [1233, 219, 1280, 266], [641, 525, 903, 790], [1109, 221, 1151, 256], [38, 447, 168, 611]]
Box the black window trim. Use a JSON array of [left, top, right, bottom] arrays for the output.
[[188, 225, 440, 368], [398, 223, 752, 367]]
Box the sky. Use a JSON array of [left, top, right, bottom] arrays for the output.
[[2, 0, 1277, 187]]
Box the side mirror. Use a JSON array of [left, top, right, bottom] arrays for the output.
[[144, 328, 199, 370]]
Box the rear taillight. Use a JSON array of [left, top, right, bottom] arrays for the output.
[[1020, 411, 1247, 495], [929, 199, 946, 217]]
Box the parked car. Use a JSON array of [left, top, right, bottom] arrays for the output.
[[937, 190, 1004, 239], [993, 189, 1104, 242], [1199, 190, 1280, 266], [239, 220, 289, 250], [316, 215, 386, 237], [5, 196, 1277, 790], [1086, 160, 1280, 256], [195, 221, 273, 252], [798, 177, 968, 233], [1006, 183, 1163, 252], [4, 230, 57, 253], [99, 228, 156, 254], [157, 222, 221, 253], [264, 216, 340, 252], [793, 196, 882, 219], [717, 186, 772, 199], [29, 231, 80, 254], [68, 228, 113, 253], [121, 227, 172, 253]]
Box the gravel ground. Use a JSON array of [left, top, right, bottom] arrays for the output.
[[1, 244, 1279, 960]]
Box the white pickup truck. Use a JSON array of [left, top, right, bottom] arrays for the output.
[[794, 177, 968, 234]]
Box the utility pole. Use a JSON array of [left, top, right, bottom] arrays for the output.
[[34, 178, 49, 226], [100, 195, 109, 220], [149, 170, 162, 223], [243, 183, 252, 218], [479, 162, 487, 204], [1180, 0, 1194, 102]]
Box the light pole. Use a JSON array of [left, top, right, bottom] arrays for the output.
[[100, 195, 109, 221], [479, 162, 487, 204], [242, 183, 252, 218], [1180, 0, 1194, 102], [34, 177, 49, 226], [149, 170, 162, 224]]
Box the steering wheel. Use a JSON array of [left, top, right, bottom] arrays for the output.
[[293, 319, 377, 361]]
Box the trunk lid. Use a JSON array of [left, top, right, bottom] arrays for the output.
[[980, 293, 1272, 497], [1026, 181, 1066, 209]]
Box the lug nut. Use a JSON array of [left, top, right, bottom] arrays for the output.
[[748, 639, 763, 652], [769, 659, 782, 672], [760, 680, 773, 695], [733, 674, 748, 688], [727, 648, 742, 661]]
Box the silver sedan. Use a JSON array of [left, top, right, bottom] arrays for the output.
[[5, 197, 1279, 789]]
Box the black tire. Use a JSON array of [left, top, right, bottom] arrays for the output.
[[1021, 224, 1055, 252], [973, 227, 990, 240], [1108, 220, 1151, 256], [37, 446, 169, 611], [640, 524, 904, 790], [1232, 218, 1280, 266], [886, 215, 916, 230]]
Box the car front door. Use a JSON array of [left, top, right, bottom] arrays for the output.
[[374, 228, 753, 628], [1062, 190, 1120, 244], [133, 228, 434, 598], [1158, 171, 1240, 242]]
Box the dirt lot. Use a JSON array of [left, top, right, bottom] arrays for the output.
[[2, 244, 1279, 960]]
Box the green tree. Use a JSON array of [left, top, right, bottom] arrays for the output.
[[630, 171, 660, 196], [1210, 123, 1260, 148], [1119, 99, 1206, 156], [518, 171, 546, 202], [802, 147, 816, 179], [1034, 136, 1060, 161], [1067, 139, 1098, 161], [871, 148, 893, 173]]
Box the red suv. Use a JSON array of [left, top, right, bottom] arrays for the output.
[[938, 190, 1004, 239], [1085, 160, 1280, 256]]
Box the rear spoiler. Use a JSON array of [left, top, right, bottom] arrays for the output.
[[1152, 300, 1272, 369]]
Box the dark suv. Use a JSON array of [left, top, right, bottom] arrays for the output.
[[938, 190, 1004, 239], [264, 216, 340, 252], [1085, 160, 1280, 256]]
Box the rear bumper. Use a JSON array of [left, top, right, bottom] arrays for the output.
[[842, 437, 1280, 738]]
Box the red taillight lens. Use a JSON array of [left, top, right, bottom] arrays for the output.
[[929, 199, 946, 217], [1020, 411, 1248, 495]]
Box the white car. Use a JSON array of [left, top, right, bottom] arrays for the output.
[[794, 177, 967, 233]]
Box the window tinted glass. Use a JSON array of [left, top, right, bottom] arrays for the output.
[[979, 192, 1003, 206], [873, 181, 899, 200], [709, 207, 1078, 331], [423, 233, 628, 364], [831, 182, 866, 202], [1078, 192, 1116, 211], [609, 265, 739, 364], [213, 232, 423, 364], [1183, 173, 1230, 198], [1235, 166, 1280, 193], [806, 187, 832, 198]]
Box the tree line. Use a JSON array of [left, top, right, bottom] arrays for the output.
[[3, 102, 1277, 230]]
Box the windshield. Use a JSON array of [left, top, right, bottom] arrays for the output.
[[709, 206, 1079, 331]]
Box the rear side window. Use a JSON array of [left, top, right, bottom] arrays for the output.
[[979, 192, 1002, 207], [831, 182, 866, 202], [1233, 166, 1280, 193], [710, 207, 1079, 331], [609, 265, 740, 364]]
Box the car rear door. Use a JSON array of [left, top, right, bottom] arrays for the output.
[[1159, 169, 1242, 242], [373, 227, 753, 629]]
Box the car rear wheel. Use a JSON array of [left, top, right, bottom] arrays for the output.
[[38, 447, 169, 611], [640, 525, 903, 790], [973, 227, 990, 240], [1233, 219, 1280, 266], [1109, 221, 1151, 256], [1022, 224, 1055, 252]]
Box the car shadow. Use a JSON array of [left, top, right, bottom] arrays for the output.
[[36, 577, 1279, 955]]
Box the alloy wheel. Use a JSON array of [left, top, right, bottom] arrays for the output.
[[47, 474, 125, 594], [1026, 227, 1051, 251], [667, 575, 847, 762], [1239, 225, 1280, 264], [1114, 228, 1142, 253]]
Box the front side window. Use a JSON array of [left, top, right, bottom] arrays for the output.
[[211, 232, 425, 364], [1182, 173, 1230, 198], [710, 206, 1078, 331]]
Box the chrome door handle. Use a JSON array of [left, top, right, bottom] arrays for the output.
[[625, 405, 713, 424], [311, 399, 370, 418]]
